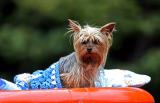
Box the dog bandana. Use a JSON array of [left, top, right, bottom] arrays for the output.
[[0, 64, 151, 90]]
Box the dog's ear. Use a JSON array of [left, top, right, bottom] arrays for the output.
[[68, 19, 81, 33], [100, 22, 116, 35]]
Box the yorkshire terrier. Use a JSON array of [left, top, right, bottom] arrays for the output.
[[0, 19, 150, 90], [59, 19, 115, 88]]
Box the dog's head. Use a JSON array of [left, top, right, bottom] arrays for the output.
[[68, 19, 116, 66]]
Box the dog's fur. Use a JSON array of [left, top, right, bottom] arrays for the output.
[[59, 19, 115, 88]]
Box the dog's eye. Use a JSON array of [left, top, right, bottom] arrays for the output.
[[93, 40, 99, 45], [81, 41, 87, 45]]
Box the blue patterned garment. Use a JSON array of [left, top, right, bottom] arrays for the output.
[[13, 62, 62, 90]]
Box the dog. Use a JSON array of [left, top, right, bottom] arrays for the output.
[[0, 19, 150, 90], [59, 19, 115, 88]]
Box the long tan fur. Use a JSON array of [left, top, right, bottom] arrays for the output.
[[59, 20, 115, 88]]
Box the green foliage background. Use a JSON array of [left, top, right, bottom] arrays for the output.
[[0, 0, 159, 101]]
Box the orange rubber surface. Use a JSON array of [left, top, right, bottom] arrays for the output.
[[0, 87, 154, 103]]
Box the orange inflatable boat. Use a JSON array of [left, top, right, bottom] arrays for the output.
[[0, 87, 154, 103]]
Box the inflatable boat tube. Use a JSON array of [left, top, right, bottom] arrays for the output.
[[0, 87, 154, 103]]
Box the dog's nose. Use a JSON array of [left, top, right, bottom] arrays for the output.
[[87, 48, 92, 52]]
